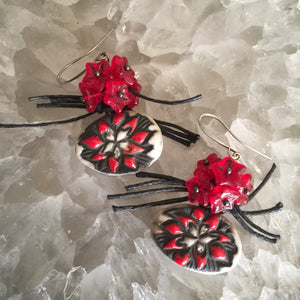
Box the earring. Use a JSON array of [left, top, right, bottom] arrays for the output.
[[108, 113, 283, 274], [0, 29, 201, 176]]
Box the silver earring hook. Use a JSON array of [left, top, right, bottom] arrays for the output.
[[198, 113, 272, 161], [57, 28, 115, 84]]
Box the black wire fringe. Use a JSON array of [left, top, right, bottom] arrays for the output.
[[107, 186, 187, 200], [249, 163, 276, 201], [235, 206, 280, 239], [135, 172, 186, 185], [0, 112, 94, 128], [125, 179, 185, 191], [230, 208, 278, 243], [240, 202, 283, 216], [155, 119, 200, 141], [112, 196, 189, 212], [128, 87, 202, 105], [29, 95, 83, 103]]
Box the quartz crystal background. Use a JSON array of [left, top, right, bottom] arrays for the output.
[[0, 0, 300, 299]]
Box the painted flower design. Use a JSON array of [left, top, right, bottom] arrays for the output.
[[186, 154, 253, 214], [79, 55, 141, 113], [77, 111, 158, 174], [153, 206, 238, 273]]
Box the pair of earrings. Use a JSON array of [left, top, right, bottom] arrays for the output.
[[0, 30, 282, 274], [108, 114, 282, 274]]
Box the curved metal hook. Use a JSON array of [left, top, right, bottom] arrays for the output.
[[198, 113, 272, 161], [57, 29, 115, 84]]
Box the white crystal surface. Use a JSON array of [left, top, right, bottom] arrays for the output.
[[0, 0, 299, 299]]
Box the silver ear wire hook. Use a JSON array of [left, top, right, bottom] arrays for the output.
[[57, 28, 115, 84], [198, 113, 272, 161]]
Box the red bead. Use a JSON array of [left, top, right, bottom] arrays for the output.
[[185, 176, 214, 206], [187, 154, 253, 214], [209, 185, 241, 214], [79, 83, 103, 113], [194, 153, 222, 180], [212, 157, 246, 186], [110, 55, 136, 85], [78, 56, 140, 113]]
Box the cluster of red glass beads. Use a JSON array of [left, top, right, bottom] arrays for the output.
[[79, 55, 141, 113], [185, 154, 253, 214]]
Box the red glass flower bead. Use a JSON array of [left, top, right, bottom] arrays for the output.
[[186, 154, 253, 214], [208, 185, 242, 214], [212, 156, 246, 186], [79, 56, 141, 113], [110, 55, 136, 85], [103, 80, 138, 113], [185, 176, 214, 206], [194, 153, 222, 180], [83, 61, 110, 88], [78, 82, 103, 113]]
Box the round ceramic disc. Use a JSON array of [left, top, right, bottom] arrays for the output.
[[76, 111, 163, 175], [152, 205, 241, 274]]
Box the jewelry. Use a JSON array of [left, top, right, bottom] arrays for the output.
[[108, 113, 283, 273], [0, 30, 201, 175]]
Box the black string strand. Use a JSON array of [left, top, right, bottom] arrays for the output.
[[135, 172, 186, 185], [155, 119, 200, 139], [158, 124, 198, 141], [0, 112, 94, 128], [112, 196, 189, 212], [235, 206, 280, 239], [107, 186, 187, 200], [160, 128, 193, 147], [29, 95, 83, 103], [230, 208, 278, 243], [125, 179, 185, 191], [249, 163, 277, 201], [36, 103, 86, 109], [128, 87, 202, 105], [240, 202, 283, 216]]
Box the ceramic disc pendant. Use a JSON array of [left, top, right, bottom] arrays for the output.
[[76, 111, 163, 175], [152, 205, 241, 274]]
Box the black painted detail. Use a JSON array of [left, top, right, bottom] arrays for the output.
[[153, 205, 238, 273], [78, 111, 159, 174]]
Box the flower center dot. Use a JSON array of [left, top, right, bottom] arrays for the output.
[[194, 186, 199, 193], [244, 189, 250, 195], [203, 159, 209, 165], [200, 224, 209, 234], [124, 65, 130, 71], [197, 243, 205, 254], [94, 70, 100, 77], [225, 167, 232, 174], [118, 92, 124, 98], [223, 200, 230, 207]]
